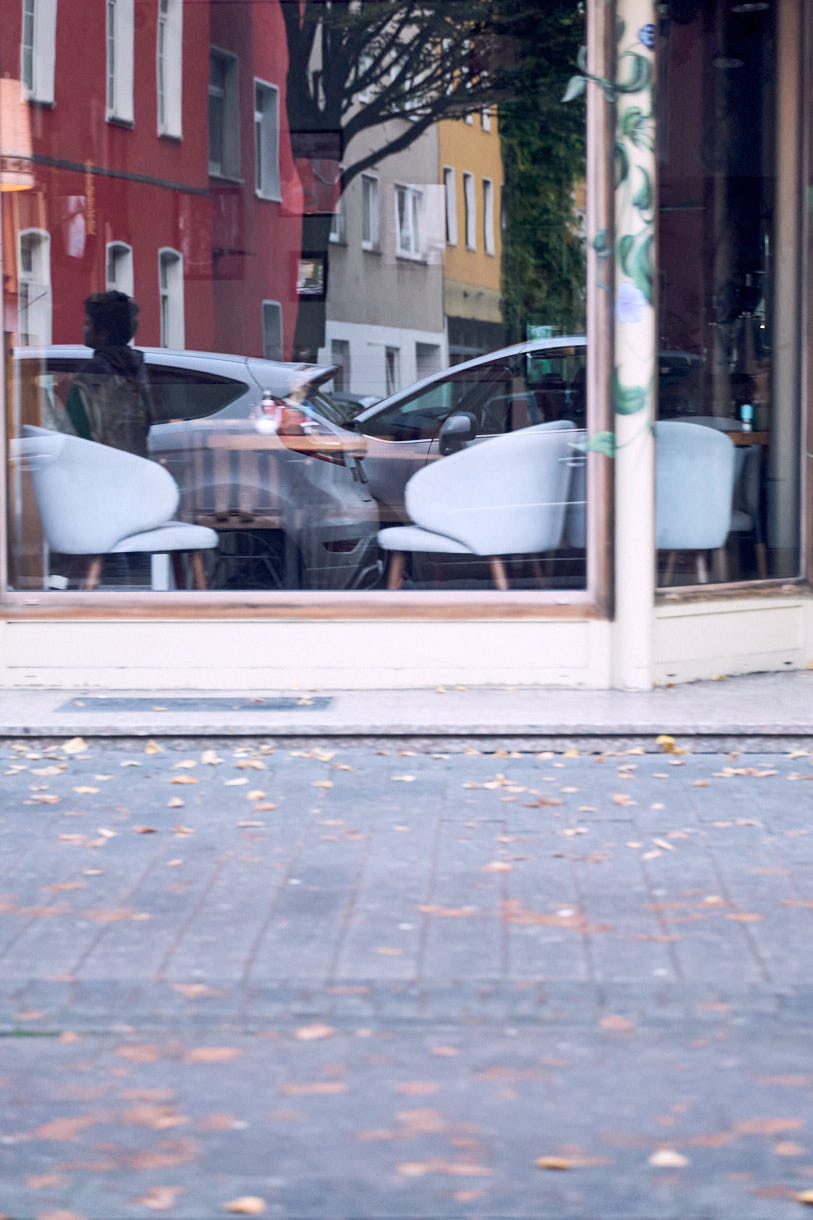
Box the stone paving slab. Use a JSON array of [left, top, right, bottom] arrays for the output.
[[1, 738, 813, 1217]]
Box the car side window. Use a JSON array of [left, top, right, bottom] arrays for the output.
[[360, 366, 507, 442], [146, 367, 247, 423]]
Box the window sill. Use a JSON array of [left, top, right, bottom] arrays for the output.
[[255, 189, 283, 203], [361, 244, 381, 255], [159, 130, 183, 142], [106, 114, 135, 129], [209, 170, 244, 184]]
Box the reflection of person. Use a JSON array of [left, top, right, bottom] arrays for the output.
[[66, 292, 153, 458]]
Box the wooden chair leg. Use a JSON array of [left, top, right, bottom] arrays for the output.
[[171, 552, 187, 590], [386, 551, 405, 590], [189, 551, 207, 591], [695, 552, 709, 583], [755, 541, 768, 579], [84, 556, 103, 590], [489, 557, 509, 591], [711, 545, 728, 583]]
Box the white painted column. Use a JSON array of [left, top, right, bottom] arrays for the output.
[[610, 1, 658, 690]]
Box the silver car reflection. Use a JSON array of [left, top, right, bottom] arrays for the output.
[[15, 346, 380, 590]]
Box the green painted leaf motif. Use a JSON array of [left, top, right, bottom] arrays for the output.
[[631, 234, 653, 304], [577, 44, 588, 72], [617, 234, 634, 277], [622, 106, 654, 152], [616, 17, 626, 44], [613, 371, 646, 416], [614, 141, 629, 188], [592, 227, 612, 258], [562, 75, 587, 103], [616, 51, 651, 95], [574, 431, 617, 457], [632, 167, 652, 213]]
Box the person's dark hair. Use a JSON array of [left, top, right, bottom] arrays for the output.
[[84, 291, 139, 346]]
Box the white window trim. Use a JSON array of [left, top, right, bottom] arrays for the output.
[[157, 0, 183, 138], [106, 0, 135, 125], [443, 166, 457, 247], [330, 338, 350, 392], [361, 173, 379, 252], [481, 106, 492, 132], [254, 78, 281, 201], [483, 177, 495, 256], [105, 240, 134, 297], [18, 228, 52, 345], [384, 345, 400, 395], [158, 247, 184, 349], [21, 0, 57, 105], [261, 299, 283, 361], [209, 46, 240, 179], [463, 171, 476, 250], [329, 194, 346, 244], [394, 182, 423, 261]]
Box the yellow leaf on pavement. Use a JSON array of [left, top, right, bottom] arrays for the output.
[[535, 1156, 572, 1170], [144, 741, 162, 754], [649, 1149, 689, 1168], [62, 737, 88, 754], [223, 1198, 267, 1215]]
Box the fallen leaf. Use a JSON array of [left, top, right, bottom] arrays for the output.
[[600, 1014, 636, 1033], [773, 1141, 806, 1156], [279, 1081, 347, 1096], [483, 861, 513, 872], [796, 1189, 813, 1204], [144, 741, 162, 754], [136, 1186, 185, 1211], [246, 790, 267, 801], [223, 1199, 266, 1216], [173, 760, 198, 769], [225, 778, 248, 786], [184, 1046, 243, 1064], [652, 838, 675, 852], [649, 1149, 689, 1168], [201, 750, 223, 765], [172, 983, 225, 999], [134, 825, 158, 834], [170, 775, 198, 785], [62, 737, 88, 755], [376, 946, 404, 956], [535, 1156, 572, 1170], [73, 786, 99, 795], [294, 1024, 335, 1041], [391, 775, 415, 782], [167, 798, 185, 808]]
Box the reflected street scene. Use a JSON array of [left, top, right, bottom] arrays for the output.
[[3, 0, 588, 593]]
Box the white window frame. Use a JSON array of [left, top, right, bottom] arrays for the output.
[[106, 0, 135, 124], [254, 79, 281, 201], [158, 247, 184, 349], [156, 0, 183, 138], [209, 47, 240, 179], [21, 0, 57, 105], [394, 183, 422, 260], [361, 173, 379, 251], [330, 339, 350, 392], [443, 167, 457, 246], [463, 171, 476, 250], [17, 229, 52, 345], [481, 106, 492, 132], [385, 346, 400, 396], [261, 300, 283, 361], [329, 194, 346, 244], [105, 240, 134, 297], [483, 177, 495, 256]]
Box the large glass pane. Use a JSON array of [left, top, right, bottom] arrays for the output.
[[657, 0, 798, 586], [3, 0, 589, 594]]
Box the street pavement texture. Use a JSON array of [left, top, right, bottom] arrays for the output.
[[1, 737, 813, 1219]]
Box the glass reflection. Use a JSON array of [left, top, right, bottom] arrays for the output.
[[3, 0, 587, 593]]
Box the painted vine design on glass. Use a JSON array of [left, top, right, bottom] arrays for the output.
[[565, 18, 656, 458]]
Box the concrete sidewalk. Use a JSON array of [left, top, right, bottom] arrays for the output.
[[1, 668, 813, 742], [2, 739, 813, 1218]]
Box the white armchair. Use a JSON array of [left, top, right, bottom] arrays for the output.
[[17, 426, 218, 590], [377, 421, 579, 590]]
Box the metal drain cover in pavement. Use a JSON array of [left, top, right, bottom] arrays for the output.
[[59, 696, 333, 712]]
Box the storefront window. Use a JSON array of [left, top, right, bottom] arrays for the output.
[[2, 0, 591, 596], [656, 0, 800, 587]]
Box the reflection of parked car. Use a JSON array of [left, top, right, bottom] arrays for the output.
[[353, 337, 589, 520], [14, 347, 380, 590], [328, 391, 380, 420]]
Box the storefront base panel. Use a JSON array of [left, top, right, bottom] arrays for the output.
[[0, 617, 614, 691], [653, 596, 813, 686]]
